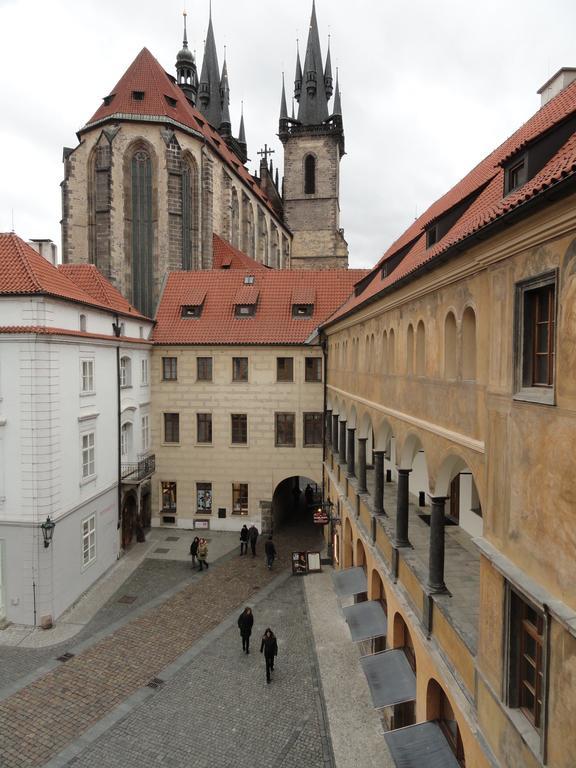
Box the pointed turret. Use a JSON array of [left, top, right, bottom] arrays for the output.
[[219, 57, 231, 136], [279, 73, 290, 140], [324, 36, 333, 99], [238, 105, 246, 145], [176, 11, 198, 105], [297, 0, 329, 125], [294, 43, 302, 102], [332, 68, 342, 116], [197, 9, 222, 128]]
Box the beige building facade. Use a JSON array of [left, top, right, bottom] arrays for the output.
[[321, 75, 576, 767]]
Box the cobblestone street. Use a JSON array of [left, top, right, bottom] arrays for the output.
[[0, 525, 336, 768]]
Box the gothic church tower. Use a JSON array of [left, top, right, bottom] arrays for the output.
[[279, 1, 348, 269]]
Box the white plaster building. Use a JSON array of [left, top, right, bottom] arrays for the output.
[[0, 234, 153, 626]]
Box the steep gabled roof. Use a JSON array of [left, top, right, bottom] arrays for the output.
[[0, 233, 146, 319], [212, 234, 269, 271], [325, 79, 576, 326], [153, 268, 367, 345], [83, 48, 277, 218]]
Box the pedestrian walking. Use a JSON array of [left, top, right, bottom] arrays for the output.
[[304, 483, 314, 508], [264, 535, 276, 570], [239, 524, 249, 556], [248, 525, 259, 557], [260, 627, 278, 683], [197, 538, 209, 570], [237, 607, 254, 653], [190, 536, 200, 569]]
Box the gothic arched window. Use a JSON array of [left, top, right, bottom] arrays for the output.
[[304, 154, 316, 194], [231, 188, 240, 248], [131, 150, 153, 317], [182, 157, 199, 270]]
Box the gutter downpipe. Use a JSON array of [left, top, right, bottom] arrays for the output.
[[113, 316, 122, 544], [320, 332, 332, 563]]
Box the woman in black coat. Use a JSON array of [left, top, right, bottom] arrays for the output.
[[237, 607, 254, 653], [260, 627, 278, 683], [189, 537, 200, 569]]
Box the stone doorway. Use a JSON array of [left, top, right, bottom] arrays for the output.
[[121, 492, 138, 549]]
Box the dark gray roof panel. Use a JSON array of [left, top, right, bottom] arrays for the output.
[[384, 721, 461, 768], [360, 649, 416, 709], [332, 566, 368, 598], [343, 600, 387, 642]]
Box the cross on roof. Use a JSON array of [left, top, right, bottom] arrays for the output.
[[257, 144, 275, 163]]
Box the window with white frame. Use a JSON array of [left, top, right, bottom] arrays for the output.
[[141, 357, 149, 386], [80, 359, 94, 394], [120, 356, 132, 387], [81, 432, 95, 479], [141, 414, 150, 452], [121, 423, 132, 459], [82, 514, 96, 567]]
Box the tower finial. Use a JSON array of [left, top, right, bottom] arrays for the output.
[[183, 9, 189, 48]]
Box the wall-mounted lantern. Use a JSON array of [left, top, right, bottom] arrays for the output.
[[41, 516, 55, 549]]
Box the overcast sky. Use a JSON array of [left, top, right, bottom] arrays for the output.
[[1, 0, 576, 268]]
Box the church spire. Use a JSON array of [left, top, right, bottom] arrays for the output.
[[324, 35, 333, 99], [297, 0, 329, 125], [198, 7, 222, 128], [219, 55, 231, 136], [333, 67, 342, 116], [176, 10, 198, 105], [280, 72, 288, 120], [294, 41, 302, 102], [238, 102, 246, 145]]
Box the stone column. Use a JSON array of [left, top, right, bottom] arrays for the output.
[[357, 438, 368, 494], [395, 469, 411, 547], [332, 414, 339, 454], [339, 420, 347, 465], [373, 451, 384, 515], [428, 496, 448, 593], [325, 410, 332, 449], [346, 428, 356, 477]]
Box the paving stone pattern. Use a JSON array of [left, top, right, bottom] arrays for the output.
[[0, 559, 195, 693], [67, 577, 332, 768], [0, 526, 323, 768]]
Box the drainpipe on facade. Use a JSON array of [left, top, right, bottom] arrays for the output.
[[113, 316, 122, 545], [320, 332, 332, 563]]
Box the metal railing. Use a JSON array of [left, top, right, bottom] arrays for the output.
[[121, 454, 156, 482]]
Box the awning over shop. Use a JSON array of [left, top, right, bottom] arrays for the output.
[[342, 600, 387, 642], [360, 649, 416, 709], [332, 566, 368, 598], [383, 721, 461, 768]]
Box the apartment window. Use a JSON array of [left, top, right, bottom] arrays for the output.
[[141, 358, 148, 385], [82, 514, 96, 567], [81, 359, 94, 394], [506, 156, 528, 195], [197, 356, 213, 381], [275, 412, 295, 447], [197, 483, 212, 514], [232, 357, 248, 381], [277, 357, 294, 382], [141, 414, 150, 452], [197, 413, 212, 444], [79, 314, 87, 332], [161, 481, 177, 512], [231, 414, 247, 444], [509, 591, 545, 731], [305, 357, 322, 382], [303, 412, 323, 446], [162, 357, 178, 381], [164, 413, 180, 443], [119, 356, 131, 387], [292, 303, 313, 318], [232, 482, 248, 515], [81, 432, 95, 479], [121, 423, 132, 458], [516, 273, 556, 401]]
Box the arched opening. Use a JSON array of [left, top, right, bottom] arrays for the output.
[[181, 154, 199, 270], [304, 154, 316, 194], [355, 537, 367, 570], [382, 331, 388, 373], [406, 324, 414, 374], [88, 134, 112, 274], [230, 188, 240, 248], [343, 517, 353, 568], [388, 329, 396, 373], [121, 491, 138, 549], [426, 679, 466, 766], [271, 474, 320, 531], [391, 613, 417, 728], [128, 147, 154, 317], [271, 226, 280, 268], [370, 569, 388, 651], [416, 320, 426, 376], [436, 455, 483, 538], [444, 311, 457, 379], [462, 307, 477, 381]]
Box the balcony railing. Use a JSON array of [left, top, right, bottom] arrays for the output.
[[121, 454, 155, 482]]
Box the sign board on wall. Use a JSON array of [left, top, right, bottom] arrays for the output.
[[194, 520, 210, 529], [313, 508, 329, 525]]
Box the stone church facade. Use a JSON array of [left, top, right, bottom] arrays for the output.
[[61, 4, 349, 318]]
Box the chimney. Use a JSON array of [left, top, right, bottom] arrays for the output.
[[537, 67, 576, 106], [28, 239, 57, 266]]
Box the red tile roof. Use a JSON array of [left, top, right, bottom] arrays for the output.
[[326, 80, 576, 326], [153, 268, 367, 345], [212, 234, 269, 271], [84, 49, 279, 220], [0, 233, 146, 319], [58, 263, 148, 319]]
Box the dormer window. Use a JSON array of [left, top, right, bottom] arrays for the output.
[[181, 305, 203, 318], [164, 95, 178, 108], [426, 225, 439, 248], [505, 156, 528, 195], [132, 90, 145, 101], [102, 94, 115, 106], [235, 304, 256, 317], [292, 304, 313, 318], [244, 275, 255, 285]]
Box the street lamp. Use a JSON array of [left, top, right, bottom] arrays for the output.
[[40, 516, 55, 548]]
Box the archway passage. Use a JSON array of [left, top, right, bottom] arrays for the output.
[[121, 491, 138, 549], [271, 475, 320, 531]]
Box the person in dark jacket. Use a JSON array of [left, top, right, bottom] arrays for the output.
[[248, 525, 259, 557], [260, 627, 278, 683], [239, 524, 249, 556], [237, 607, 254, 653], [264, 535, 276, 570], [190, 537, 200, 569]]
